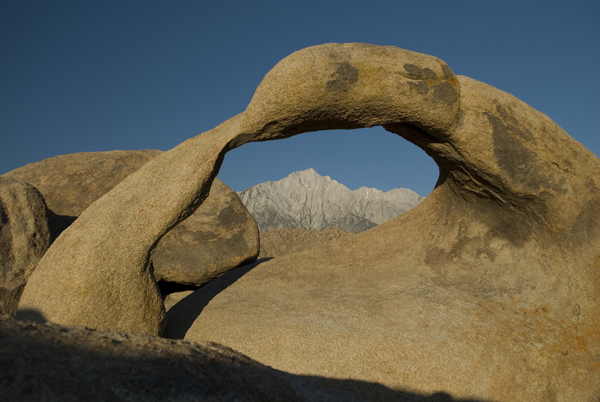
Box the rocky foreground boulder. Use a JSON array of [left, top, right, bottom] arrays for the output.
[[0, 316, 374, 402], [3, 150, 259, 286], [0, 178, 50, 315], [15, 43, 600, 400]]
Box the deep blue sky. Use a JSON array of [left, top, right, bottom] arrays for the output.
[[1, 1, 598, 196]]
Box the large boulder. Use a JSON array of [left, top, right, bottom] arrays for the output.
[[16, 43, 600, 400], [3, 150, 259, 286], [0, 178, 50, 315], [0, 316, 368, 402], [152, 177, 259, 285], [2, 150, 162, 218]]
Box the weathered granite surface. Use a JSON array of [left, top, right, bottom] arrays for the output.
[[0, 316, 370, 402], [0, 178, 50, 315], [257, 227, 354, 259], [3, 150, 259, 287]]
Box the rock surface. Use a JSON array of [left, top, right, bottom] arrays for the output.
[[2, 150, 162, 218], [238, 168, 424, 233], [0, 178, 50, 315], [16, 43, 600, 400], [0, 316, 369, 402], [258, 227, 353, 259], [152, 177, 259, 286], [3, 150, 259, 286]]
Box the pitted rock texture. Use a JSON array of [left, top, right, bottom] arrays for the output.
[[17, 43, 600, 400], [257, 227, 354, 259], [0, 178, 50, 315], [3, 150, 259, 287]]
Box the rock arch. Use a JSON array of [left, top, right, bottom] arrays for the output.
[[17, 42, 600, 357]]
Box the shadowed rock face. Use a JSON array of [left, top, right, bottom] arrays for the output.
[[16, 43, 600, 400], [0, 316, 373, 402], [1, 315, 494, 401]]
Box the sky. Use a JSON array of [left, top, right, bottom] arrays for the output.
[[1, 1, 598, 197]]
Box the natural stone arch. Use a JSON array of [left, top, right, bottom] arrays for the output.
[[17, 41, 600, 362]]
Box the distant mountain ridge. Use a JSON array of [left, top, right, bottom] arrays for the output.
[[237, 168, 425, 233]]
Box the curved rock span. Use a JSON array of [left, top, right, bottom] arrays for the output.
[[3, 150, 259, 287], [18, 44, 600, 400]]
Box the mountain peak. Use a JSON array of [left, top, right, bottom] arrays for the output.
[[284, 169, 341, 191], [289, 168, 327, 182], [238, 169, 424, 233], [354, 186, 384, 199]]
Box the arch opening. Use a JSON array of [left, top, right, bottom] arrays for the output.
[[217, 126, 439, 234], [218, 126, 439, 196]]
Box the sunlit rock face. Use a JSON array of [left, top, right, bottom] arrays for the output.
[[17, 43, 600, 400], [3, 150, 259, 287]]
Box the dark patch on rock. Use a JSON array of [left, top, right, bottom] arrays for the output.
[[173, 225, 220, 243], [441, 63, 454, 79], [489, 217, 535, 248], [432, 82, 459, 104], [403, 63, 439, 81], [486, 112, 540, 189], [402, 64, 457, 104], [423, 206, 541, 300], [218, 205, 248, 226], [408, 80, 429, 94], [570, 199, 600, 247], [13, 308, 46, 323], [325, 62, 359, 92], [493, 100, 519, 126], [423, 245, 518, 300]]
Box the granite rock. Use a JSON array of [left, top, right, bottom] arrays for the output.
[[3, 150, 259, 286], [0, 178, 50, 315], [258, 227, 354, 259], [0, 316, 367, 402]]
